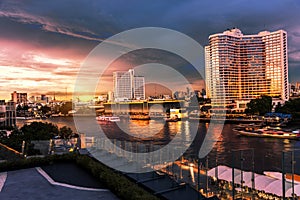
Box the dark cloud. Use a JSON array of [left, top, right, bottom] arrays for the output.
[[0, 0, 300, 93], [108, 48, 204, 82]]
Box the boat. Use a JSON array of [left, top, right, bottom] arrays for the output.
[[149, 112, 165, 119], [234, 127, 300, 140], [96, 116, 120, 122], [164, 116, 179, 122], [129, 115, 151, 120], [16, 116, 33, 120], [234, 123, 262, 130]]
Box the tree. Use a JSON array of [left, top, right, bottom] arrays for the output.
[[245, 96, 272, 116], [59, 126, 73, 139], [276, 98, 300, 118], [40, 105, 51, 115], [0, 130, 7, 138], [59, 102, 73, 115], [16, 104, 29, 116], [0, 122, 74, 156], [21, 122, 59, 140]]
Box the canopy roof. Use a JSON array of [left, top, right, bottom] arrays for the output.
[[208, 165, 299, 197]]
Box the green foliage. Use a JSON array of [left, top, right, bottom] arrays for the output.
[[59, 126, 73, 139], [245, 96, 272, 116], [59, 102, 73, 115], [0, 143, 23, 161], [276, 98, 300, 118], [76, 155, 160, 200], [1, 129, 24, 152], [0, 126, 14, 131], [0, 154, 160, 200], [40, 105, 51, 115], [0, 153, 76, 172], [0, 130, 7, 138], [21, 122, 59, 140], [0, 122, 73, 155], [16, 104, 29, 111]]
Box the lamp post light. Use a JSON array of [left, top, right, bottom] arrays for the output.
[[251, 148, 255, 200], [240, 151, 244, 200], [206, 156, 209, 197], [215, 156, 218, 182], [197, 158, 200, 200], [282, 150, 288, 199], [232, 148, 255, 200], [291, 150, 295, 200], [291, 149, 297, 200], [282, 148, 298, 199], [232, 151, 235, 200]]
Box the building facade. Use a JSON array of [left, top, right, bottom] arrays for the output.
[[205, 28, 289, 104], [113, 69, 145, 101], [11, 91, 27, 104], [134, 76, 145, 100], [0, 100, 16, 127]]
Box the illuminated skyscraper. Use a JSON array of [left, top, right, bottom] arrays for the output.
[[113, 69, 134, 100], [113, 69, 145, 101], [205, 28, 289, 104]]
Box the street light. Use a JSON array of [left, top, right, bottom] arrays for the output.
[[282, 148, 299, 199], [231, 148, 255, 200]]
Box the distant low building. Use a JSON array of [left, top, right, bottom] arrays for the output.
[[11, 91, 27, 104], [290, 82, 300, 97]]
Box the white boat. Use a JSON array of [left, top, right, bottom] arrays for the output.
[[234, 128, 300, 140], [96, 116, 120, 122], [164, 117, 179, 122], [16, 116, 33, 120], [130, 115, 151, 120]]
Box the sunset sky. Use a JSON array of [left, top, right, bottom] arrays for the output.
[[1, 0, 300, 100]]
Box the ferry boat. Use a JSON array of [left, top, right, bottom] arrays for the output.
[[16, 116, 33, 120], [96, 116, 120, 122], [234, 127, 300, 140], [129, 114, 151, 120]]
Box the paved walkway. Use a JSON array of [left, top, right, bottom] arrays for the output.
[[0, 168, 119, 200], [0, 172, 7, 192], [126, 171, 207, 200]]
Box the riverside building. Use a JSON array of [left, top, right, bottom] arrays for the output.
[[113, 69, 145, 101], [205, 28, 289, 105], [0, 100, 16, 127]]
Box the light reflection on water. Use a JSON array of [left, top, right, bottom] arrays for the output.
[[17, 117, 300, 174]]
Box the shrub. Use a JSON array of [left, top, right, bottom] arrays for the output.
[[0, 153, 160, 200]]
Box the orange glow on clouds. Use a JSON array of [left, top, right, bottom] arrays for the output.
[[0, 39, 84, 100], [0, 39, 123, 100]]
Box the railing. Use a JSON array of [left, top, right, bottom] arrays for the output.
[[84, 137, 300, 199]]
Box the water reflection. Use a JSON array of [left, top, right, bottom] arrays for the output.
[[16, 117, 300, 174]]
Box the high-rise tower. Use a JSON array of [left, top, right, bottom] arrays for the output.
[[205, 28, 289, 104], [113, 69, 145, 101]]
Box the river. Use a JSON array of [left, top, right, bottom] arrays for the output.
[[16, 117, 300, 174]]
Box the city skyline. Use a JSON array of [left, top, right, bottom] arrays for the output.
[[1, 0, 300, 100]]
